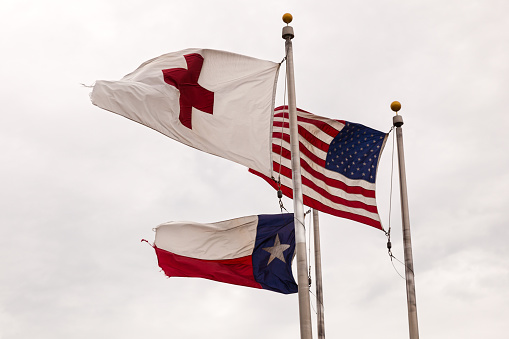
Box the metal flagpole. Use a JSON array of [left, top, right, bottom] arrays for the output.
[[312, 209, 325, 339], [282, 13, 313, 339], [391, 101, 419, 339]]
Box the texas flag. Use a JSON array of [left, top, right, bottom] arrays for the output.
[[91, 48, 279, 177], [152, 213, 298, 294]]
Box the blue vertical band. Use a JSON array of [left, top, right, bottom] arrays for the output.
[[252, 213, 298, 294]]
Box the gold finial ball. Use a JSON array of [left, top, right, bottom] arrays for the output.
[[391, 101, 401, 112], [282, 13, 293, 24]]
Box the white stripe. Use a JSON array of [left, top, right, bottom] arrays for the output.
[[298, 127, 329, 160], [155, 215, 258, 260], [298, 120, 336, 148], [277, 173, 380, 221], [274, 108, 346, 131], [273, 116, 342, 146], [272, 130, 328, 162]]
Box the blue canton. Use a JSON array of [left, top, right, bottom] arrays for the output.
[[325, 122, 386, 183]]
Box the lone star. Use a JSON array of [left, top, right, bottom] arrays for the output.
[[262, 234, 291, 265]]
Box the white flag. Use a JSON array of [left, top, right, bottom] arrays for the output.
[[91, 49, 279, 176]]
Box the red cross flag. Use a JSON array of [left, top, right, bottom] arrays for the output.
[[91, 49, 280, 177]]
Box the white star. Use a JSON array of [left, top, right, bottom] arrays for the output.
[[263, 234, 291, 265]]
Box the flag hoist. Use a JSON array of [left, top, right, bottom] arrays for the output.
[[281, 13, 313, 339]]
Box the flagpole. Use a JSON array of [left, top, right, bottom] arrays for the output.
[[312, 209, 325, 339], [282, 13, 313, 339], [391, 101, 419, 339]]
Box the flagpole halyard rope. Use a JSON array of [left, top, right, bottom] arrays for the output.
[[386, 126, 395, 237], [384, 126, 406, 279], [308, 289, 318, 315], [274, 55, 289, 213], [305, 208, 312, 287], [384, 126, 395, 240]]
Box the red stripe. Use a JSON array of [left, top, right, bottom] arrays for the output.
[[273, 117, 341, 140], [273, 143, 325, 168], [154, 247, 262, 289], [274, 108, 344, 138], [272, 162, 378, 213], [275, 105, 311, 114], [272, 120, 288, 129], [248, 169, 382, 229], [289, 115, 342, 139], [298, 126, 331, 153], [272, 128, 329, 157], [271, 144, 376, 199], [272, 130, 290, 144]]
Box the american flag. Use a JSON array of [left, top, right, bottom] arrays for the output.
[[249, 106, 388, 229]]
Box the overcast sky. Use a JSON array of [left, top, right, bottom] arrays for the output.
[[2, 0, 508, 338]]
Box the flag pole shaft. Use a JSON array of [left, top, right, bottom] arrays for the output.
[[313, 209, 325, 339], [393, 114, 419, 339], [283, 24, 313, 339]]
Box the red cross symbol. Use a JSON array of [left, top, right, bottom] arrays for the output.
[[162, 53, 214, 129]]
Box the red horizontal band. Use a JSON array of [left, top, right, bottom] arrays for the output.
[[154, 247, 262, 289]]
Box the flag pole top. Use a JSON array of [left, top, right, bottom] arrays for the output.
[[391, 101, 401, 113], [283, 13, 293, 24], [391, 101, 404, 127], [282, 13, 294, 39]]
